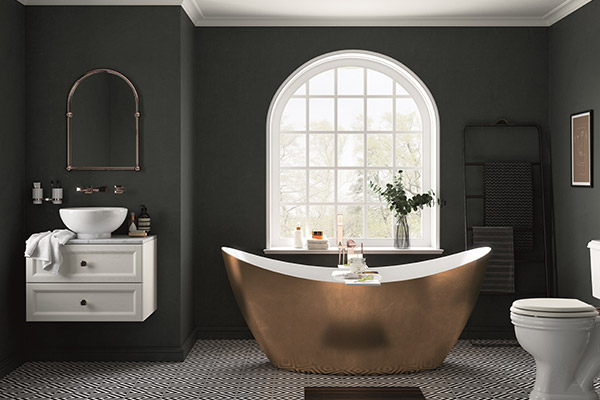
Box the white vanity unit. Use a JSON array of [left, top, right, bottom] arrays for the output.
[[26, 235, 157, 322]]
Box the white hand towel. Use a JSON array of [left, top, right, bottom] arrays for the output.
[[24, 229, 76, 273]]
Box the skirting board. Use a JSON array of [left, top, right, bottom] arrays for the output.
[[25, 330, 197, 363], [181, 328, 196, 359], [197, 326, 515, 341], [25, 331, 197, 363], [460, 326, 515, 340], [26, 346, 186, 362], [196, 326, 254, 340], [0, 352, 23, 379]]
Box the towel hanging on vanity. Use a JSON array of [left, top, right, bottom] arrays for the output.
[[24, 229, 75, 274]]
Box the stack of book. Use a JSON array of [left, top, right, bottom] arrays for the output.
[[307, 238, 328, 250]]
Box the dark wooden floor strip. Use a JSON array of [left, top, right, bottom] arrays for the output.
[[304, 386, 425, 400]]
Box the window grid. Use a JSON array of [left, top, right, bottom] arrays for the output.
[[280, 66, 424, 241]]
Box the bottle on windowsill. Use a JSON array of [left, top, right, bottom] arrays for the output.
[[293, 223, 303, 248]]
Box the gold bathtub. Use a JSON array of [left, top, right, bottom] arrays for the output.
[[222, 247, 490, 375]]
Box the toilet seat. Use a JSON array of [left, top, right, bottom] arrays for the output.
[[511, 298, 599, 318]]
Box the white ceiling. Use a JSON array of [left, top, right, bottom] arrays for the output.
[[17, 0, 592, 27]]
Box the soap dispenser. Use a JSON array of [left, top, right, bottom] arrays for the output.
[[138, 205, 151, 232], [32, 182, 43, 204]]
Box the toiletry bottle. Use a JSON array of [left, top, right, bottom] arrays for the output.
[[293, 223, 303, 248], [52, 180, 63, 204], [138, 205, 151, 232], [32, 182, 43, 204], [128, 212, 137, 232]]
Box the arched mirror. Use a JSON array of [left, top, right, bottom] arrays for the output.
[[66, 68, 140, 171]]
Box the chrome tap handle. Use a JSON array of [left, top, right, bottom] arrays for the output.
[[76, 186, 93, 194], [113, 185, 126, 194]]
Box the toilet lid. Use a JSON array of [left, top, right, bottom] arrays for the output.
[[511, 298, 599, 318]]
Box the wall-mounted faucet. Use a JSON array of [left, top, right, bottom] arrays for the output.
[[113, 185, 126, 194], [76, 185, 107, 195]]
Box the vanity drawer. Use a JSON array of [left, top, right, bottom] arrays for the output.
[[26, 283, 143, 322], [26, 244, 142, 282]]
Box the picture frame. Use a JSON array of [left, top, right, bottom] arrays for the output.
[[571, 110, 593, 187]]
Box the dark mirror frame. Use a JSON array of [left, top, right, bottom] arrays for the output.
[[66, 68, 141, 171]]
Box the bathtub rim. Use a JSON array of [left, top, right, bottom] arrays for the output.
[[221, 246, 491, 283]]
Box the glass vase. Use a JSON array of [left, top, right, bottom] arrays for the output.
[[394, 215, 410, 249]]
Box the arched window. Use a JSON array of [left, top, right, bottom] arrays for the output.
[[267, 50, 440, 250]]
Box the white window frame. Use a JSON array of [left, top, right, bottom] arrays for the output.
[[266, 50, 440, 252]]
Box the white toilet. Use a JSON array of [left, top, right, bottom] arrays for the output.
[[510, 240, 600, 400]]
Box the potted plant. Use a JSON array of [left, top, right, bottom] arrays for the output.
[[369, 170, 436, 249]]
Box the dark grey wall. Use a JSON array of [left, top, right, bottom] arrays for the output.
[[24, 6, 190, 360], [3, 3, 579, 373], [549, 1, 600, 305], [180, 9, 196, 349], [194, 27, 550, 338], [0, 0, 25, 378]]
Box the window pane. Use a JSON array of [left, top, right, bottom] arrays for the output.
[[280, 169, 306, 202], [338, 134, 364, 167], [366, 169, 393, 202], [309, 170, 334, 203], [367, 134, 392, 167], [308, 205, 335, 239], [309, 98, 334, 131], [407, 210, 422, 239], [280, 134, 306, 167], [366, 99, 393, 131], [280, 205, 306, 239], [281, 98, 306, 131], [338, 169, 364, 203], [396, 98, 422, 131], [338, 67, 363, 95], [399, 169, 422, 196], [338, 98, 364, 131], [395, 133, 422, 167], [309, 70, 334, 95], [338, 205, 363, 238], [309, 134, 334, 167], [367, 69, 393, 95], [395, 82, 409, 95], [367, 205, 392, 238], [293, 84, 306, 96]]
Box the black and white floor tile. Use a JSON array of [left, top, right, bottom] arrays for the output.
[[1, 339, 600, 399]]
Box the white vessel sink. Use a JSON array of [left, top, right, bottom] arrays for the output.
[[59, 207, 128, 239]]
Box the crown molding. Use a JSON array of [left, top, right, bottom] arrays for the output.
[[17, 0, 181, 5], [192, 17, 550, 27], [181, 0, 203, 23], [544, 0, 592, 25], [15, 0, 592, 27]]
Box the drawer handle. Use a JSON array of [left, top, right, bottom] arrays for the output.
[[80, 299, 87, 306], [80, 261, 87, 267]]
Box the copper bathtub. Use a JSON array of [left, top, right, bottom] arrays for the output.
[[222, 247, 490, 375]]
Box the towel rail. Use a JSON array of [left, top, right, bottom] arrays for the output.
[[462, 119, 556, 346]]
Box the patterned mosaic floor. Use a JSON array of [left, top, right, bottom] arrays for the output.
[[1, 339, 599, 400]]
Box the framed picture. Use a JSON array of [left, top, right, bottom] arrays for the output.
[[571, 110, 593, 187]]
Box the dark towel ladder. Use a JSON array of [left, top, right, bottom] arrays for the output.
[[462, 119, 556, 346]]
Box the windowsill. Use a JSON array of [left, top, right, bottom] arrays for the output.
[[263, 247, 444, 255]]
